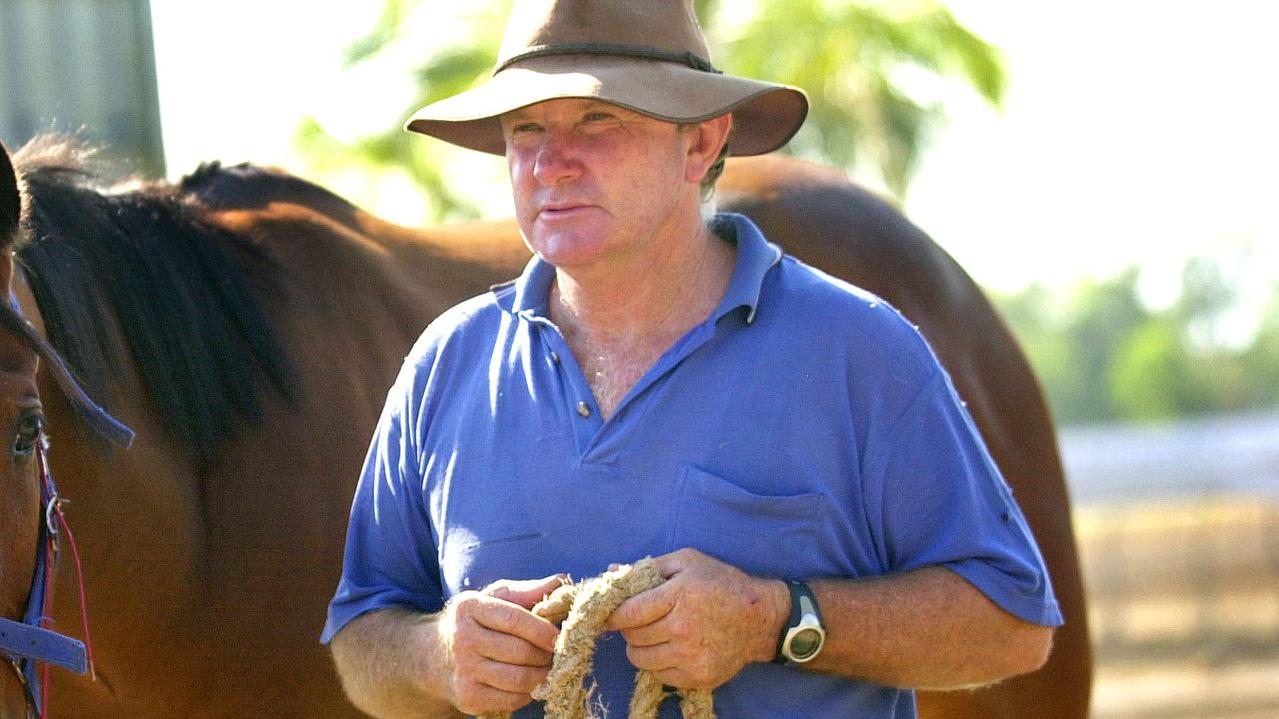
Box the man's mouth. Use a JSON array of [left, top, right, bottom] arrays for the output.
[[539, 203, 593, 219]]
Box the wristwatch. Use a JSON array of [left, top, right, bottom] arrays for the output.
[[775, 579, 826, 664]]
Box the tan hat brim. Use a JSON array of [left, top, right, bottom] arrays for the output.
[[404, 56, 808, 156]]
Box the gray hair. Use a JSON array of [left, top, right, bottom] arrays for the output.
[[680, 123, 730, 220]]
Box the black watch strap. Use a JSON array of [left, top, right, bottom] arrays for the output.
[[774, 579, 823, 664]]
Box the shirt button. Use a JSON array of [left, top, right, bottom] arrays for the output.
[[576, 401, 592, 418], [551, 351, 561, 363]]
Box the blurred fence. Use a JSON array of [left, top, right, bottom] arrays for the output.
[[1059, 411, 1279, 718], [1077, 500, 1279, 662], [1060, 410, 1279, 504]]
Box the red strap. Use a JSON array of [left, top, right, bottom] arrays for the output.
[[36, 445, 98, 718]]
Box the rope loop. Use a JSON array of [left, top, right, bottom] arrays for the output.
[[483, 558, 715, 719]]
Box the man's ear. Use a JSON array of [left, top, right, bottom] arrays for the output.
[[685, 114, 733, 185]]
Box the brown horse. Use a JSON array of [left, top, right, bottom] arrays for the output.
[[0, 135, 1089, 718]]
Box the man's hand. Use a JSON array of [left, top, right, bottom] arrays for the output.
[[436, 575, 565, 714], [606, 548, 788, 689]]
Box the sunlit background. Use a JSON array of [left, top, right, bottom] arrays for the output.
[[148, 0, 1279, 295], [3, 1, 1277, 716]]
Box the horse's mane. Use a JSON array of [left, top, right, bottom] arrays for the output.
[[13, 135, 297, 464]]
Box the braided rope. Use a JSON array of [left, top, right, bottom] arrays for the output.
[[483, 558, 714, 719]]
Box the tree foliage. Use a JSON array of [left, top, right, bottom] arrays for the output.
[[993, 259, 1279, 427], [706, 0, 1004, 196], [296, 0, 1005, 220]]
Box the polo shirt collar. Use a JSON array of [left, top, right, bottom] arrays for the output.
[[710, 213, 783, 325], [505, 254, 555, 318], [498, 212, 782, 324]]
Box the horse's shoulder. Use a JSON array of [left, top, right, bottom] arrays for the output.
[[721, 155, 980, 326], [722, 156, 935, 262], [722, 155, 904, 222]]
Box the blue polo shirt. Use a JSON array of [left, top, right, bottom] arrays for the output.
[[323, 213, 1061, 718]]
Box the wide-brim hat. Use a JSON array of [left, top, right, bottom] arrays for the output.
[[405, 0, 808, 156]]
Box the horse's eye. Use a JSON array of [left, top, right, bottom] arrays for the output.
[[13, 413, 44, 459]]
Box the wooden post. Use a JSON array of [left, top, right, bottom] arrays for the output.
[[0, 0, 165, 177]]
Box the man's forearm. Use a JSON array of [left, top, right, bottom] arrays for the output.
[[330, 607, 462, 719], [801, 566, 1053, 689]]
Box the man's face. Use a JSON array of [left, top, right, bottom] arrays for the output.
[[500, 98, 698, 273]]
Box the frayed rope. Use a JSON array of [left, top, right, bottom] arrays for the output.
[[482, 558, 714, 719]]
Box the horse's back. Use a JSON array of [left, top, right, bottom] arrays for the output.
[[721, 155, 1091, 719], [181, 157, 1092, 718], [35, 152, 1088, 718]]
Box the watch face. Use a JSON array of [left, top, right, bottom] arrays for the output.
[[789, 627, 823, 660]]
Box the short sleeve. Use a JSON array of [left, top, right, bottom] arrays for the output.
[[863, 369, 1063, 627], [321, 353, 444, 644]]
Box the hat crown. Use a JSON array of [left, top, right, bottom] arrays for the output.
[[407, 0, 808, 157], [497, 0, 712, 70]]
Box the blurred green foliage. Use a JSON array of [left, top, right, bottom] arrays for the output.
[[993, 259, 1279, 427], [705, 0, 1003, 196], [296, 0, 1005, 220]]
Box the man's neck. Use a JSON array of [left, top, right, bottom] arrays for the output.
[[548, 217, 737, 419], [549, 220, 735, 347]]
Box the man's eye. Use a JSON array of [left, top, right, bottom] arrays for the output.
[[510, 123, 541, 135], [584, 112, 613, 122]]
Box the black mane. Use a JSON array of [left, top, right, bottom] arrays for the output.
[[13, 136, 297, 463]]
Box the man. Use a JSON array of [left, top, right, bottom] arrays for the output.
[[323, 1, 1062, 717]]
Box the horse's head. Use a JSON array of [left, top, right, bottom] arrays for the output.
[[0, 138, 45, 719], [0, 140, 132, 718]]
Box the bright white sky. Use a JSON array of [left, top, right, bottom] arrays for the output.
[[150, 0, 1279, 305]]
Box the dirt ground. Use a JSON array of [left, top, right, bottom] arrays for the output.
[[1075, 498, 1279, 718], [1093, 656, 1279, 718]]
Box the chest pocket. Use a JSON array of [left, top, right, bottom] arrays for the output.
[[668, 464, 823, 578], [441, 532, 561, 595]]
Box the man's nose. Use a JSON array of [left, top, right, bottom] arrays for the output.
[[532, 129, 582, 186]]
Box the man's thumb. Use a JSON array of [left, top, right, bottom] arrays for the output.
[[485, 574, 569, 609]]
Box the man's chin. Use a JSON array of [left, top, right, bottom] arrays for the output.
[[529, 232, 613, 269]]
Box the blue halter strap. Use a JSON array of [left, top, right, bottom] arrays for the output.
[[0, 443, 89, 717], [1, 292, 128, 717]]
